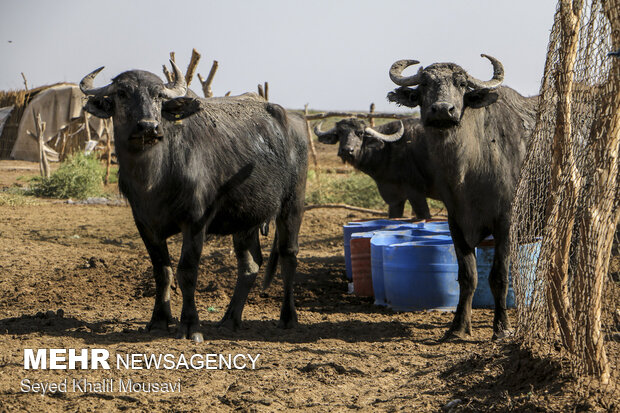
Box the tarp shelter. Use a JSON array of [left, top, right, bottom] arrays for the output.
[[0, 106, 13, 138], [9, 84, 111, 162]]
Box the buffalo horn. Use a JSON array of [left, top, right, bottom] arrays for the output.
[[365, 120, 404, 142], [389, 60, 421, 86], [79, 66, 115, 96], [467, 54, 504, 89], [313, 122, 337, 137], [162, 59, 187, 98]]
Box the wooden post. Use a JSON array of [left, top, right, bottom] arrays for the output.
[[59, 129, 68, 161], [163, 51, 177, 82], [304, 104, 321, 196], [83, 111, 91, 153], [571, 0, 619, 383], [104, 119, 112, 185], [257, 82, 269, 100], [28, 112, 49, 178], [185, 48, 201, 87], [21, 72, 29, 91], [162, 65, 173, 82], [369, 103, 376, 127], [540, 0, 584, 354], [198, 60, 219, 98]]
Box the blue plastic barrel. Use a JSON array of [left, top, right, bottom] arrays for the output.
[[383, 238, 459, 311], [422, 220, 450, 232], [369, 231, 418, 306], [515, 240, 542, 306], [370, 230, 452, 306], [473, 245, 516, 308], [342, 220, 423, 281]]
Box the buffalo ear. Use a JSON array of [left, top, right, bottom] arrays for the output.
[[162, 97, 201, 121], [364, 136, 385, 151], [317, 134, 339, 145], [84, 96, 114, 119], [387, 87, 420, 108], [464, 88, 498, 109]]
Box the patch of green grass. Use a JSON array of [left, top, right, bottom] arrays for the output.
[[0, 189, 40, 206], [305, 169, 445, 213], [306, 171, 387, 210], [27, 153, 105, 199]]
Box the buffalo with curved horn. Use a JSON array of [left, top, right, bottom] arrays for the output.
[[80, 61, 308, 342], [315, 117, 438, 219], [387, 55, 538, 340]]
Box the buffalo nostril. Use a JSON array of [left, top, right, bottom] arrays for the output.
[[431, 102, 455, 115], [137, 120, 159, 134]]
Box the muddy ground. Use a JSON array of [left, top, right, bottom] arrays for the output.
[[0, 159, 617, 412]]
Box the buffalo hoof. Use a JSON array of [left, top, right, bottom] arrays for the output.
[[441, 329, 470, 342], [277, 319, 298, 329], [176, 323, 203, 343], [218, 317, 242, 331], [146, 318, 175, 333], [277, 312, 298, 329], [492, 328, 514, 341]]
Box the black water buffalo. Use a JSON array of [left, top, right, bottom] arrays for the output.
[[314, 117, 437, 219], [386, 55, 538, 339], [80, 61, 308, 342]]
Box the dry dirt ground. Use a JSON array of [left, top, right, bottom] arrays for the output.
[[0, 159, 617, 412]]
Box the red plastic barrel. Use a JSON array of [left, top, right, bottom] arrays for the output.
[[350, 236, 373, 296]]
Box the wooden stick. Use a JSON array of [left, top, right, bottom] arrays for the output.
[[257, 84, 265, 99], [369, 103, 376, 127], [60, 129, 68, 161], [104, 119, 112, 185], [21, 72, 29, 91], [198, 60, 219, 98], [162, 65, 173, 82], [304, 104, 320, 172], [185, 48, 201, 87], [28, 112, 49, 178], [264, 82, 269, 101], [304, 203, 387, 215], [305, 111, 413, 121], [83, 112, 91, 155], [163, 51, 177, 82], [304, 104, 322, 199]]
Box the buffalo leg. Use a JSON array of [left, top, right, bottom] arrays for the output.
[[446, 219, 477, 339], [219, 229, 263, 330], [275, 199, 304, 329], [489, 225, 512, 339], [175, 225, 205, 342], [135, 221, 175, 333], [387, 201, 406, 219], [408, 193, 431, 220]]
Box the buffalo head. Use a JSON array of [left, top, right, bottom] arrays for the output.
[[315, 118, 404, 164], [387, 54, 503, 129], [80, 60, 200, 151]]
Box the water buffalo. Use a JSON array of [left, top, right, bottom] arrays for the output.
[[386, 55, 538, 339], [80, 61, 308, 342], [314, 117, 437, 219]]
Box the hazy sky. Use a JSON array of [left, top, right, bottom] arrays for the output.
[[0, 1, 557, 112]]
